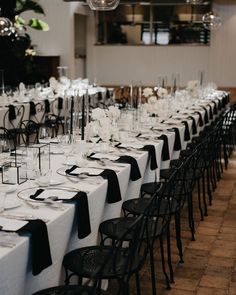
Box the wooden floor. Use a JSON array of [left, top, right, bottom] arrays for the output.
[[129, 151, 236, 295]]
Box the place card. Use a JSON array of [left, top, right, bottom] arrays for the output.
[[67, 167, 102, 176]]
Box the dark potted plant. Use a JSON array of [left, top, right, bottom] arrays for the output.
[[0, 0, 49, 86]]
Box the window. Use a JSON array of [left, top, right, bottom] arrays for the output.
[[96, 2, 211, 45]]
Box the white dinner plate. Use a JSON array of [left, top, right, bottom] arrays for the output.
[[4, 198, 22, 210]]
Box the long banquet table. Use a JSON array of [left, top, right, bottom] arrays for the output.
[[0, 90, 229, 295]]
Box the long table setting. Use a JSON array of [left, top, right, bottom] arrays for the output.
[[0, 78, 230, 295]]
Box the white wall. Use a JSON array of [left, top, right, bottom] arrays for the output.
[[26, 1, 236, 87]]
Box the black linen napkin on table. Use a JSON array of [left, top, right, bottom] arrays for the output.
[[169, 128, 182, 151], [18, 219, 52, 276], [8, 104, 16, 121], [30, 186, 91, 239], [30, 101, 36, 116], [58, 97, 63, 110], [211, 101, 218, 115], [194, 111, 204, 127], [44, 99, 50, 113], [201, 106, 209, 124], [141, 145, 158, 170], [188, 116, 197, 135], [100, 169, 122, 204], [116, 155, 141, 181], [66, 165, 122, 204], [158, 134, 170, 161], [106, 89, 110, 99], [181, 121, 191, 141], [97, 92, 103, 101]]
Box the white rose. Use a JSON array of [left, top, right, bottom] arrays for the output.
[[157, 87, 168, 98], [143, 87, 153, 98], [148, 96, 157, 104], [91, 108, 106, 121]]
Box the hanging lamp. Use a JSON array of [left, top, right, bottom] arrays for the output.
[[86, 0, 120, 11], [0, 9, 13, 37], [202, 11, 222, 30]]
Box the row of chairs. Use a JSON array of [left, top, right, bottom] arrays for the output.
[[31, 100, 236, 294]]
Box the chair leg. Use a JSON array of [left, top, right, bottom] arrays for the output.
[[206, 167, 212, 206], [149, 246, 157, 295], [187, 192, 195, 241], [197, 179, 204, 221], [135, 272, 141, 295], [202, 172, 208, 217], [175, 212, 184, 263], [165, 226, 174, 286]]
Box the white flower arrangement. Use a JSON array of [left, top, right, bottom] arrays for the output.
[[186, 80, 200, 91], [157, 87, 168, 98], [91, 108, 107, 122], [148, 96, 158, 104], [106, 106, 120, 121], [87, 106, 120, 142], [186, 80, 200, 97], [143, 87, 154, 98]]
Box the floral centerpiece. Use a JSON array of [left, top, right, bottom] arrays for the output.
[[186, 80, 200, 97], [85, 106, 120, 143]]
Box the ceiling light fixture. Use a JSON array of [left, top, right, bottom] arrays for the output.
[[202, 11, 222, 30], [0, 9, 13, 37], [87, 0, 120, 10], [186, 0, 203, 4]]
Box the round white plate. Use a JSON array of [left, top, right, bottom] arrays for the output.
[[35, 179, 65, 187]]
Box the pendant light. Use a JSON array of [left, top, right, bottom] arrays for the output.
[[86, 0, 120, 11], [186, 0, 203, 4], [0, 10, 13, 37], [202, 11, 222, 30]]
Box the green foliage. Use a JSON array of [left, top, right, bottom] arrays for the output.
[[14, 0, 49, 32]]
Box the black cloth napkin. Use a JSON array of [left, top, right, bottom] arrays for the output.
[[30, 187, 91, 239], [117, 155, 141, 181], [158, 134, 170, 161], [97, 92, 103, 101], [71, 191, 91, 239], [58, 97, 63, 110], [182, 121, 191, 141], [141, 145, 158, 170], [194, 111, 204, 127], [18, 219, 52, 276], [100, 169, 122, 204], [30, 101, 36, 116], [106, 89, 110, 99], [169, 128, 182, 151], [211, 101, 218, 115], [44, 99, 50, 113], [206, 104, 213, 120], [30, 188, 45, 201], [201, 107, 209, 124], [188, 116, 197, 135], [8, 104, 16, 121]]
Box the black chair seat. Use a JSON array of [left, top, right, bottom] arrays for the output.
[[63, 246, 144, 280], [32, 285, 111, 295], [122, 197, 179, 216]]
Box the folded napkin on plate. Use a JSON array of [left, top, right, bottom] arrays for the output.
[[58, 97, 63, 110], [201, 106, 209, 124], [116, 155, 141, 181], [18, 219, 52, 276], [158, 134, 170, 161], [29, 188, 91, 239], [30, 101, 36, 116], [194, 112, 204, 127], [206, 104, 213, 120], [100, 169, 122, 204], [181, 121, 191, 141], [169, 128, 182, 151], [66, 166, 121, 204], [44, 99, 50, 113], [141, 145, 158, 170], [188, 116, 197, 135], [8, 104, 16, 121]]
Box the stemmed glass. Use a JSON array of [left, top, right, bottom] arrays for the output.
[[25, 148, 38, 187]]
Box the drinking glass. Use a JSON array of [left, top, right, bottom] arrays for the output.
[[0, 186, 7, 213]]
